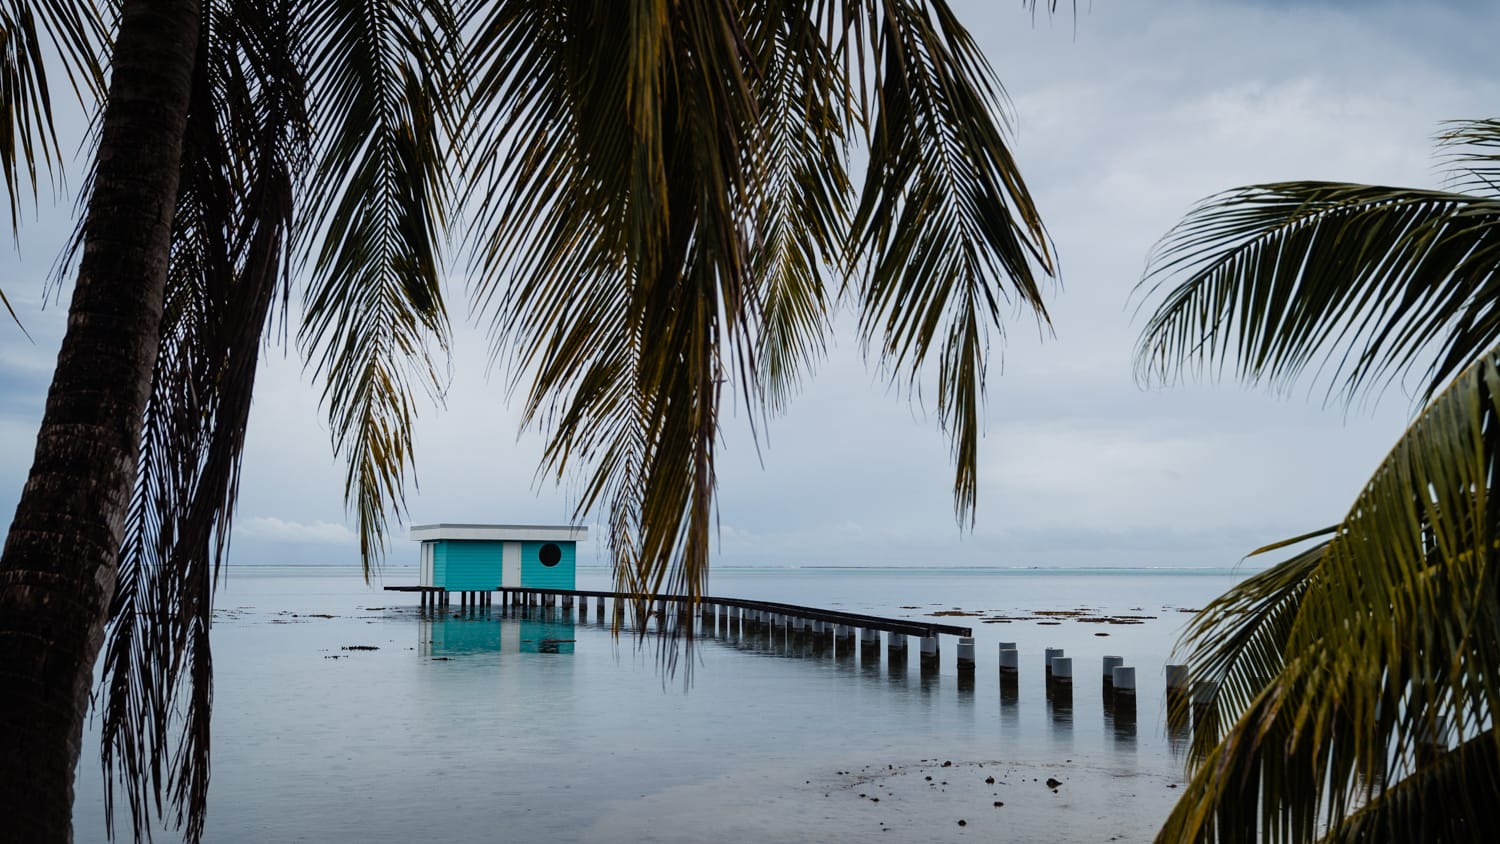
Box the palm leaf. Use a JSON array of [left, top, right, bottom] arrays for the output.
[[464, 1, 1056, 637], [850, 0, 1054, 524], [0, 0, 105, 227], [1159, 344, 1500, 843], [0, 0, 104, 330], [1136, 180, 1500, 406], [299, 0, 461, 575], [1437, 118, 1500, 199], [1171, 540, 1324, 762], [1327, 730, 1500, 842]]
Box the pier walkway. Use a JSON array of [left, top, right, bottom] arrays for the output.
[[384, 585, 972, 640]]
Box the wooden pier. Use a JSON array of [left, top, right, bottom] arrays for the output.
[[384, 585, 972, 640]]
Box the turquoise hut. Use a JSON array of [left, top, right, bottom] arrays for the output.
[[411, 523, 587, 592]]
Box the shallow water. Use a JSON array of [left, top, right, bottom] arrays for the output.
[[73, 565, 1249, 842]]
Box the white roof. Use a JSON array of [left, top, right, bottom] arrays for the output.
[[410, 523, 588, 543]]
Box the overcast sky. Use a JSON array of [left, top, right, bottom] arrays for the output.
[[3, 0, 1497, 573]]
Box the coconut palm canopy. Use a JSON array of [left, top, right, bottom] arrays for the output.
[[1137, 120, 1500, 842], [2, 0, 1056, 840]]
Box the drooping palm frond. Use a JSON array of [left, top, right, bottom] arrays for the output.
[[1327, 730, 1500, 843], [299, 0, 462, 576], [740, 0, 853, 414], [0, 0, 104, 223], [1136, 180, 1500, 407], [1, 0, 105, 327], [463, 0, 1055, 629], [1157, 345, 1500, 843], [1171, 537, 1326, 762], [101, 2, 309, 840], [464, 0, 758, 638], [851, 0, 1054, 525]]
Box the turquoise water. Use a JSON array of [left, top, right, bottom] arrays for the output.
[[72, 566, 1251, 842]]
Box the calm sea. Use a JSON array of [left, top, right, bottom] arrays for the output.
[[72, 565, 1252, 843]]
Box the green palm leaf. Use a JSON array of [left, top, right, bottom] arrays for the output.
[[1159, 345, 1500, 843], [463, 0, 1056, 628], [851, 0, 1053, 524], [299, 0, 461, 574], [1137, 180, 1500, 405]]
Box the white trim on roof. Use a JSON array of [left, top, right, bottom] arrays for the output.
[[410, 523, 588, 543]]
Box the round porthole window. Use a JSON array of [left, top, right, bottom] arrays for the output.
[[539, 543, 562, 567]]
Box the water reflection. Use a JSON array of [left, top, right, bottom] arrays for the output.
[[419, 607, 576, 657], [1109, 692, 1138, 748]]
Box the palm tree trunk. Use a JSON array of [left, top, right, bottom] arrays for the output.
[[0, 1, 199, 840]]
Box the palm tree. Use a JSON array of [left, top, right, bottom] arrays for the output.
[[4, 1, 1058, 840], [2, 0, 460, 839], [1136, 120, 1500, 842]]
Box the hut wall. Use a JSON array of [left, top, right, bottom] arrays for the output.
[[432, 540, 504, 590], [520, 540, 576, 590]]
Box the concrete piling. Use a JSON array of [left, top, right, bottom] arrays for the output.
[[888, 632, 908, 669], [1110, 665, 1138, 733], [1102, 655, 1124, 703], [1165, 664, 1190, 730], [1051, 656, 1073, 686], [919, 636, 940, 674], [997, 645, 1019, 702], [998, 645, 1019, 672], [957, 637, 976, 671], [1050, 656, 1074, 719], [1190, 680, 1218, 738], [1044, 648, 1064, 680], [835, 625, 855, 659], [860, 627, 881, 663]]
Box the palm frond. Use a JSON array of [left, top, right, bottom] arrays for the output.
[[1160, 344, 1500, 843], [1327, 730, 1500, 843], [463, 0, 752, 635], [1438, 118, 1500, 199], [1171, 540, 1324, 762], [101, 3, 309, 840], [740, 0, 853, 413], [850, 0, 1054, 524], [1136, 180, 1500, 406], [299, 0, 462, 575], [464, 1, 1055, 633], [0, 0, 105, 230]]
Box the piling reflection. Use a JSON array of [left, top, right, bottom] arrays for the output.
[[1109, 691, 1138, 746], [1048, 680, 1074, 730], [1166, 686, 1191, 757]]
